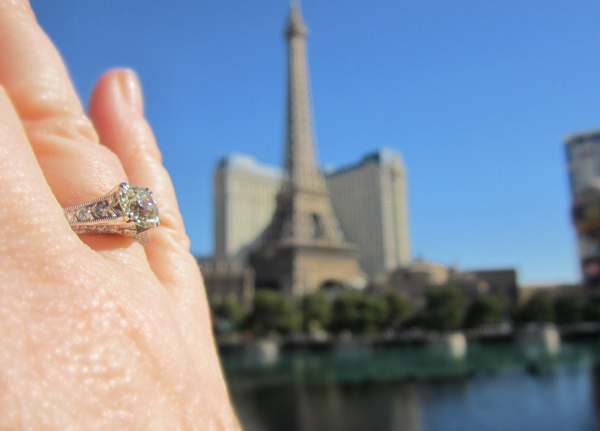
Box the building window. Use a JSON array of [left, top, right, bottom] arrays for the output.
[[312, 213, 324, 239]]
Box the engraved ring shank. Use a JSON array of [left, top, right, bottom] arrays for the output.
[[63, 183, 160, 243]]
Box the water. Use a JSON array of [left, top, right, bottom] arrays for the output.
[[221, 339, 600, 431]]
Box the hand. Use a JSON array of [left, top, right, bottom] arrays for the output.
[[0, 1, 238, 429]]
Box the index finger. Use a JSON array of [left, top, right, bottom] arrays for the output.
[[0, 0, 128, 209]]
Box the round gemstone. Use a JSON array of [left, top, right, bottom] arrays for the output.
[[76, 207, 93, 221], [118, 184, 160, 229]]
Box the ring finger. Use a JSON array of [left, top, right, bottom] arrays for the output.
[[0, 0, 132, 250]]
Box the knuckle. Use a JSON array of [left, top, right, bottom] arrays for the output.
[[156, 227, 191, 253], [157, 211, 180, 233], [153, 220, 190, 251], [95, 143, 123, 172], [32, 134, 127, 206], [71, 145, 126, 198], [123, 119, 162, 163], [178, 233, 191, 251], [25, 113, 98, 145]]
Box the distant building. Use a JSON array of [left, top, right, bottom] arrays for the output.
[[248, 5, 364, 297], [387, 260, 518, 309], [565, 130, 600, 285], [566, 130, 600, 195], [197, 257, 255, 310], [209, 6, 411, 295], [213, 154, 282, 261], [212, 149, 411, 285], [462, 269, 518, 309], [387, 260, 452, 307], [325, 149, 410, 282], [518, 283, 585, 305]]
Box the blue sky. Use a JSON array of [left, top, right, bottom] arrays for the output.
[[30, 1, 600, 284]]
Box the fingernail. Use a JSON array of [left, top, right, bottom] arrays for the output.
[[117, 69, 143, 115]]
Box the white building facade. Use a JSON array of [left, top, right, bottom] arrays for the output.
[[213, 149, 410, 282], [213, 154, 282, 261], [325, 149, 410, 282]]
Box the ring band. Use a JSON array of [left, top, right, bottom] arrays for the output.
[[63, 182, 160, 244]]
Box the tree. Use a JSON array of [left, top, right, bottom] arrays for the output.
[[331, 292, 363, 333], [554, 295, 583, 325], [330, 293, 389, 334], [516, 292, 554, 324], [463, 295, 502, 329], [420, 286, 466, 331], [385, 292, 411, 330], [360, 295, 389, 333], [301, 291, 332, 332], [213, 297, 245, 331], [247, 290, 300, 336], [585, 301, 600, 322]]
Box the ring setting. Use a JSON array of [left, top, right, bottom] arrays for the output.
[[63, 183, 160, 243]]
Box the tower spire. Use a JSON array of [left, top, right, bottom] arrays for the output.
[[283, 2, 321, 192], [286, 2, 307, 38], [249, 6, 364, 298]]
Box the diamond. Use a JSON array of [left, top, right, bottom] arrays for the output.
[[118, 183, 160, 229], [93, 200, 114, 218], [76, 207, 93, 222], [66, 211, 78, 224]]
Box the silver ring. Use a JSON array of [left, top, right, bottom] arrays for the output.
[[63, 182, 160, 244]]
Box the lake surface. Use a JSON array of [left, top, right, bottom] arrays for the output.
[[221, 339, 600, 431]]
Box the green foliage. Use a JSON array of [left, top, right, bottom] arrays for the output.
[[385, 292, 411, 330], [247, 290, 300, 336], [584, 301, 600, 322], [516, 292, 555, 324], [301, 291, 332, 332], [330, 292, 389, 334], [361, 295, 389, 333], [420, 286, 466, 331], [213, 297, 245, 330], [554, 295, 583, 325], [331, 292, 363, 333], [463, 295, 502, 329]]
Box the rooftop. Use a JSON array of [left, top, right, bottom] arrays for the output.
[[564, 129, 600, 145], [216, 154, 283, 179], [325, 148, 405, 178]]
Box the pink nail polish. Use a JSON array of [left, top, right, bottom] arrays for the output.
[[118, 69, 143, 114]]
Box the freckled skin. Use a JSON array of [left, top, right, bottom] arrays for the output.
[[0, 1, 239, 429]]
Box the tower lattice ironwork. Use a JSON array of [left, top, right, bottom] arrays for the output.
[[250, 5, 364, 297]]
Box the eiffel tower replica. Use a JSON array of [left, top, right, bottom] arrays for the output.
[[249, 4, 365, 298]]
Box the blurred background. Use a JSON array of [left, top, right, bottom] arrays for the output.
[[32, 1, 600, 430]]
